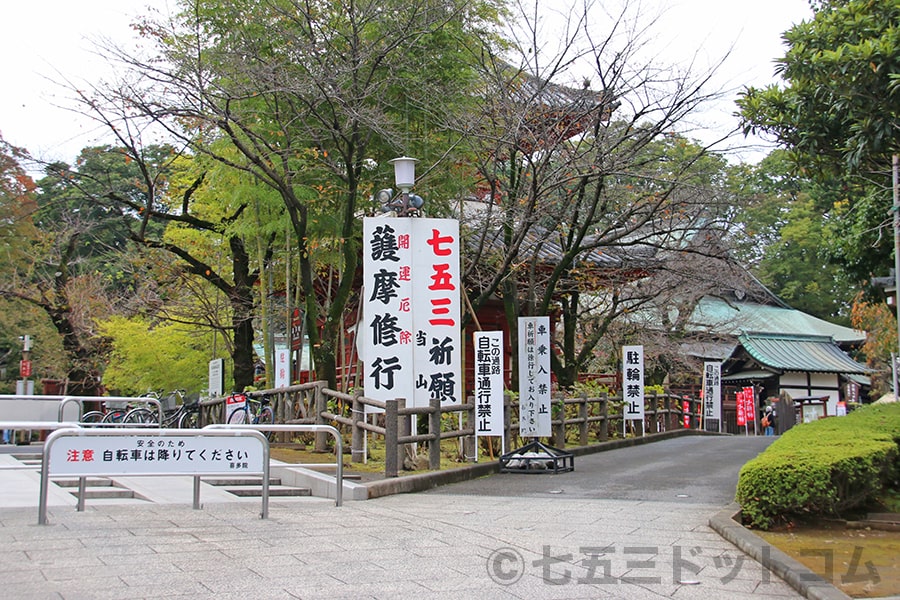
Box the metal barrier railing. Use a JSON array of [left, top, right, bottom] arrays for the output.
[[0, 395, 164, 432], [0, 421, 81, 468], [38, 427, 271, 525], [204, 423, 343, 507]]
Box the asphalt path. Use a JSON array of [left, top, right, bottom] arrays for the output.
[[426, 435, 777, 504]]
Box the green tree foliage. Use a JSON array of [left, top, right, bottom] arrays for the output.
[[456, 4, 740, 386], [99, 316, 216, 395], [37, 146, 165, 292], [111, 0, 504, 387], [0, 139, 125, 394], [0, 136, 68, 386], [737, 0, 899, 283], [729, 151, 853, 323], [0, 134, 37, 269], [738, 0, 899, 171]]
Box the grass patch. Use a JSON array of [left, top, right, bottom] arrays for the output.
[[267, 437, 481, 477]]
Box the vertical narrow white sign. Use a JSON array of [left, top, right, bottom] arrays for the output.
[[208, 358, 224, 398], [622, 345, 645, 421], [703, 362, 722, 431], [518, 316, 551, 437], [474, 331, 504, 437], [411, 218, 462, 408], [362, 218, 415, 407], [275, 349, 290, 388], [362, 217, 461, 409]]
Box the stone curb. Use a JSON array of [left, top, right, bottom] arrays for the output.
[[363, 428, 720, 498], [708, 503, 853, 600]]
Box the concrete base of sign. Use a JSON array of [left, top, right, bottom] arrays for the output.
[[499, 440, 574, 474]]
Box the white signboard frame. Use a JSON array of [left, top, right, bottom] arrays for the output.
[[518, 316, 551, 438], [275, 349, 290, 388], [362, 217, 461, 409], [46, 433, 266, 476], [474, 331, 504, 443], [703, 361, 722, 432], [622, 345, 645, 422], [208, 358, 224, 398]]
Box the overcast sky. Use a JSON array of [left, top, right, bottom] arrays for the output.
[[0, 0, 813, 167]]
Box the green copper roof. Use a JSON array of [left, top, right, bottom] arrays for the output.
[[689, 297, 864, 344], [738, 332, 869, 374]]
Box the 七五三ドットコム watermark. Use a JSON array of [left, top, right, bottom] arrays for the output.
[[485, 544, 881, 587]]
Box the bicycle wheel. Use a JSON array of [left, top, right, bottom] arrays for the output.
[[102, 409, 128, 424], [81, 411, 104, 426], [124, 408, 157, 425], [227, 407, 248, 424], [257, 405, 275, 441], [178, 409, 199, 429]]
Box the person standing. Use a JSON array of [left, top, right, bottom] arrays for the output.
[[762, 405, 776, 436]]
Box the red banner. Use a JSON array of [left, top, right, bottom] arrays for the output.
[[743, 386, 755, 421], [736, 391, 746, 426]]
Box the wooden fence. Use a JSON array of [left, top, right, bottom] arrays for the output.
[[200, 383, 704, 478]]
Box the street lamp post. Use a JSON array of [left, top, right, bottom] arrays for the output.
[[386, 156, 423, 217]]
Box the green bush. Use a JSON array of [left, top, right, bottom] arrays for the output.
[[736, 403, 900, 529]]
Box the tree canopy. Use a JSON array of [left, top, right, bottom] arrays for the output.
[[738, 0, 900, 286]]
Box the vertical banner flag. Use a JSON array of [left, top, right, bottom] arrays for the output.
[[622, 345, 645, 421], [703, 362, 722, 429], [518, 316, 551, 437], [736, 390, 746, 426], [474, 331, 504, 437], [362, 217, 461, 409], [743, 386, 756, 422]]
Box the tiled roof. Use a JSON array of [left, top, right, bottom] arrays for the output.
[[689, 297, 864, 344], [738, 332, 870, 375]]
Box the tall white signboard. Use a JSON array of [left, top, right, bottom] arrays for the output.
[[622, 345, 645, 421], [703, 361, 722, 432], [362, 217, 461, 409], [518, 316, 551, 437], [208, 358, 224, 398], [275, 349, 290, 388], [474, 331, 504, 441]]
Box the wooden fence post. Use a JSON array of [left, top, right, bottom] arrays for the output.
[[647, 393, 657, 434], [314, 384, 328, 453], [351, 393, 364, 464], [429, 396, 441, 470], [553, 397, 566, 448], [578, 393, 589, 446], [397, 398, 409, 470], [599, 394, 609, 442], [385, 399, 399, 478]]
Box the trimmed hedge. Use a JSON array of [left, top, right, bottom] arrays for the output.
[[735, 403, 900, 529]]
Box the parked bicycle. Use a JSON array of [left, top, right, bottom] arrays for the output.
[[81, 400, 134, 425], [226, 392, 274, 440], [124, 390, 200, 428]]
